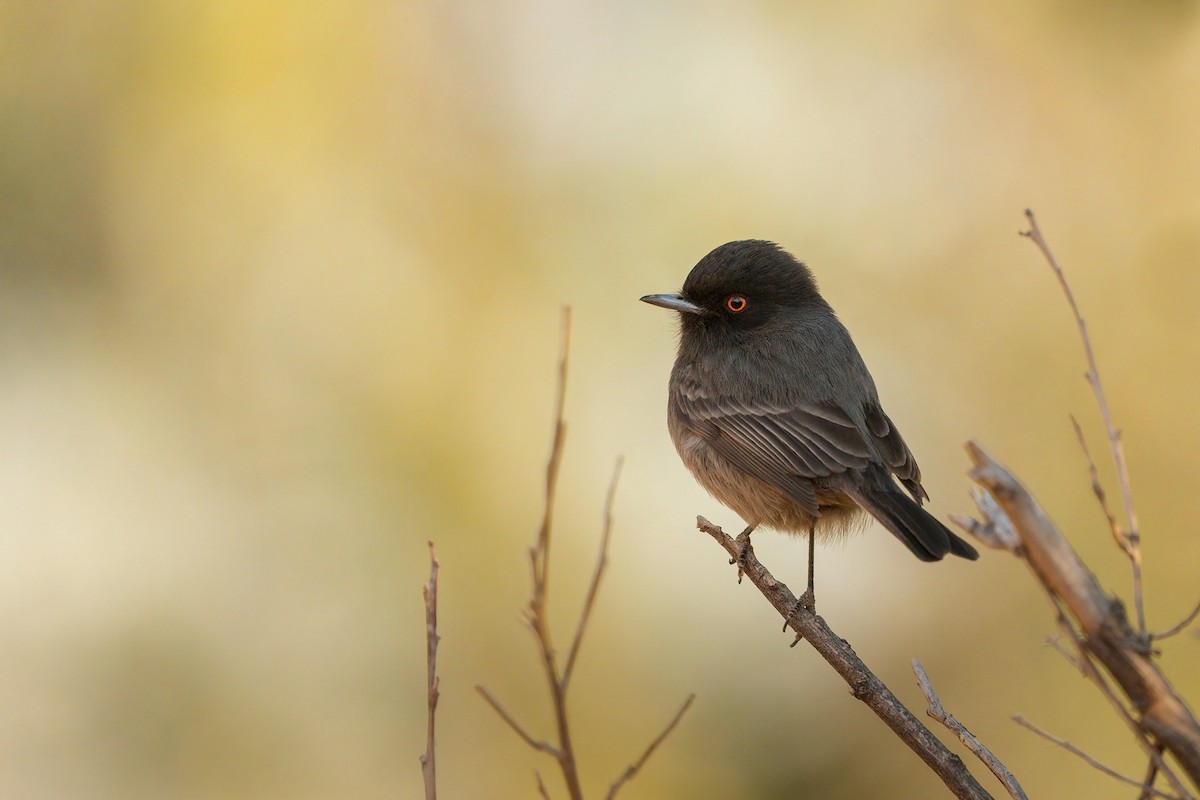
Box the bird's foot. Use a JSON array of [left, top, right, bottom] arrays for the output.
[[785, 587, 816, 647], [728, 526, 754, 584]]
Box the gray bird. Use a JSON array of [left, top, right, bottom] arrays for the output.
[[641, 240, 977, 609]]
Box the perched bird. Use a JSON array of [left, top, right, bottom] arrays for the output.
[[641, 240, 977, 608]]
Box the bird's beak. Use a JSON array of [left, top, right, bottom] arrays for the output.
[[639, 293, 706, 315]]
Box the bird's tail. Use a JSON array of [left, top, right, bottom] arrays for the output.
[[850, 486, 979, 562]]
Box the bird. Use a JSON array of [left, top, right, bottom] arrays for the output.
[[640, 240, 978, 612]]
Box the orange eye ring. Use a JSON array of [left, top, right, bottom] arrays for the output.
[[725, 295, 748, 313]]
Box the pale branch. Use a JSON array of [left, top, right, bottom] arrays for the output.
[[1012, 716, 1180, 800], [969, 454, 1190, 797], [606, 693, 696, 800], [563, 456, 623, 690], [420, 541, 441, 800], [950, 488, 1020, 553], [1021, 208, 1144, 635], [696, 517, 995, 800], [957, 441, 1200, 794], [475, 685, 562, 758], [912, 660, 1027, 800]]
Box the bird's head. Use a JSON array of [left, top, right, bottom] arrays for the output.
[[640, 240, 823, 335]]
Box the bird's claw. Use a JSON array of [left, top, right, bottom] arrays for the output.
[[783, 587, 816, 646], [729, 528, 754, 584]]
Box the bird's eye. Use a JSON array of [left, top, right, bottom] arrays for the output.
[[725, 295, 748, 313]]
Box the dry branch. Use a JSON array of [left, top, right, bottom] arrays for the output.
[[1013, 716, 1179, 800], [606, 694, 696, 800], [957, 442, 1200, 795], [1021, 208, 1145, 634], [479, 308, 692, 798], [696, 517, 995, 800], [420, 541, 440, 800], [912, 660, 1027, 800]]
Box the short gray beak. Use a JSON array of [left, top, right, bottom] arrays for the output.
[[639, 293, 706, 315]]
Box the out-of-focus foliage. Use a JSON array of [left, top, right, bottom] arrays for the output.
[[2, 2, 1199, 798]]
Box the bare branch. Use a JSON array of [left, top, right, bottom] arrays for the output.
[[696, 517, 995, 799], [960, 441, 1200, 795], [1070, 415, 1129, 555], [481, 309, 691, 800], [956, 487, 1021, 552], [532, 306, 571, 610], [606, 693, 696, 800], [1013, 716, 1180, 799], [563, 456, 624, 690], [420, 541, 441, 800], [476, 685, 562, 759], [1141, 747, 1167, 800], [536, 772, 552, 800], [912, 660, 1027, 800], [1021, 209, 1144, 634], [1153, 598, 1200, 642]]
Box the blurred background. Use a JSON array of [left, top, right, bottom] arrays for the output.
[[3, 1, 1199, 798]]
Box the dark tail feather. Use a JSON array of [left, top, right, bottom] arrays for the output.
[[851, 487, 980, 562]]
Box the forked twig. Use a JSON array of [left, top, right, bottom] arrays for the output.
[[1013, 716, 1179, 800], [420, 541, 440, 800], [912, 660, 1027, 800], [1021, 209, 1144, 635], [479, 308, 691, 798]]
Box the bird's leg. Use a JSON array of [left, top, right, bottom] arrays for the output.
[[729, 525, 755, 584], [803, 524, 816, 611], [784, 525, 817, 638]]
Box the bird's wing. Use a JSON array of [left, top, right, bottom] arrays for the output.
[[675, 387, 932, 509], [862, 403, 927, 503], [673, 390, 875, 515]]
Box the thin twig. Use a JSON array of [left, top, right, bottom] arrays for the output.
[[606, 694, 696, 800], [1013, 716, 1179, 799], [533, 306, 571, 611], [696, 516, 995, 799], [912, 661, 1027, 800], [1141, 747, 1167, 800], [1153, 598, 1200, 642], [525, 307, 583, 800], [420, 541, 440, 800], [1021, 209, 1145, 635], [1044, 635, 1084, 673], [481, 308, 691, 800], [1070, 415, 1128, 555], [475, 685, 562, 758], [563, 456, 624, 690], [536, 772, 552, 800]]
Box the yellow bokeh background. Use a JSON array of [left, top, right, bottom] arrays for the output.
[[3, 2, 1199, 798]]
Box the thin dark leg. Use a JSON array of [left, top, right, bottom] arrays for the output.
[[730, 525, 755, 584], [784, 524, 817, 637], [803, 524, 816, 610]]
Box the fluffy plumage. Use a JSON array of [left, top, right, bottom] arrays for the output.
[[644, 240, 978, 562]]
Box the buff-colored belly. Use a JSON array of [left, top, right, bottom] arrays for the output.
[[674, 430, 867, 538]]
